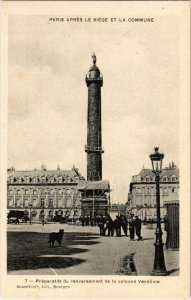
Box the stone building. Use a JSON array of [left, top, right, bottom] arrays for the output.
[[128, 162, 179, 220], [7, 165, 85, 222]]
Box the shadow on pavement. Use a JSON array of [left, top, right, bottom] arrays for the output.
[[7, 231, 100, 272], [168, 268, 179, 274]]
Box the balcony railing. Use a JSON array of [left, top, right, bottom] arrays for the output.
[[85, 145, 104, 153]]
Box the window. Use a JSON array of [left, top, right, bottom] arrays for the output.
[[136, 188, 142, 194], [171, 176, 176, 182], [10, 177, 14, 184], [41, 199, 45, 207], [33, 177, 38, 183], [163, 176, 167, 182], [25, 190, 30, 195], [57, 199, 63, 207], [15, 199, 21, 207], [50, 177, 55, 183], [17, 190, 22, 195], [41, 177, 46, 183], [25, 177, 30, 184], [50, 189, 54, 195], [31, 210, 37, 217], [66, 189, 71, 195], [32, 199, 37, 207], [24, 199, 29, 207], [9, 199, 14, 206], [33, 190, 38, 195], [58, 177, 62, 183], [145, 177, 150, 182], [58, 189, 62, 195], [163, 188, 168, 194], [48, 199, 54, 208], [9, 190, 13, 195]]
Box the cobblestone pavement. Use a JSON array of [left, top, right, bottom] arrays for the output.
[[7, 223, 179, 276]]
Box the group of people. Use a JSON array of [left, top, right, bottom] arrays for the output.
[[101, 214, 143, 241], [80, 213, 143, 241]]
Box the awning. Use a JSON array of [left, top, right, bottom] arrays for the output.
[[163, 193, 179, 205], [78, 180, 110, 191], [8, 210, 25, 218]]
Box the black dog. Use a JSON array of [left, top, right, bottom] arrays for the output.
[[48, 229, 64, 247]]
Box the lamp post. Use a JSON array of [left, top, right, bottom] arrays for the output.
[[149, 147, 168, 276], [29, 204, 33, 225], [41, 204, 45, 226]]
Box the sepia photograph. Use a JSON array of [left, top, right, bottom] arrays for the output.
[[1, 1, 190, 299]]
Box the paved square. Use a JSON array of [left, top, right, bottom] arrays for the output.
[[7, 223, 179, 276]]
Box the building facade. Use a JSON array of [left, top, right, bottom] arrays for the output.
[[7, 165, 85, 222], [128, 163, 179, 220]]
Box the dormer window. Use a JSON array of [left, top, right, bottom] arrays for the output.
[[33, 177, 38, 184], [50, 177, 55, 183], [10, 177, 14, 184], [41, 176, 46, 184], [58, 177, 62, 183], [25, 177, 30, 184]]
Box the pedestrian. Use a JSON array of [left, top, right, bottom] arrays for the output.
[[134, 216, 143, 241], [98, 214, 105, 236], [85, 215, 90, 226], [114, 215, 121, 237], [120, 214, 128, 236], [129, 217, 135, 240], [105, 214, 114, 236]]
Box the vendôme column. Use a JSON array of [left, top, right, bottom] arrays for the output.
[[85, 53, 104, 181]]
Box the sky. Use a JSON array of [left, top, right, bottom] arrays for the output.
[[8, 15, 179, 203]]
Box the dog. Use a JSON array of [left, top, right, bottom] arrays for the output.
[[48, 229, 64, 247]]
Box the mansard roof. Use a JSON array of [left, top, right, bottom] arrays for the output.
[[7, 167, 85, 183], [131, 165, 179, 183]]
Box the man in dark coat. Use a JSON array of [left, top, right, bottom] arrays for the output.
[[134, 216, 143, 241], [129, 217, 135, 240], [114, 216, 121, 237], [98, 214, 105, 236], [105, 214, 114, 237], [120, 214, 128, 236]]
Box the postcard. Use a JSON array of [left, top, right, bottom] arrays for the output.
[[1, 1, 190, 299]]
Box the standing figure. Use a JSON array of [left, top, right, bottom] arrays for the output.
[[98, 214, 105, 236], [134, 216, 143, 241], [120, 214, 128, 236], [105, 214, 114, 236], [114, 216, 121, 237], [85, 215, 90, 226], [129, 217, 135, 240]]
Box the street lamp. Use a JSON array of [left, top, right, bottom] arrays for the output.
[[41, 204, 45, 226], [149, 147, 168, 276], [29, 204, 33, 225]]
